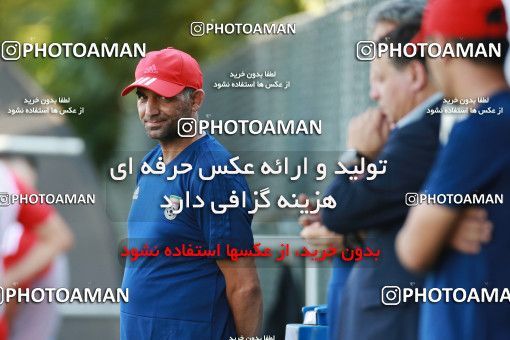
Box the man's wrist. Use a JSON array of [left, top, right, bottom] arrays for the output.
[[339, 149, 372, 164]]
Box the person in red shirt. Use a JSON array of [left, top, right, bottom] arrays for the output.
[[0, 160, 22, 340], [1, 156, 74, 340]]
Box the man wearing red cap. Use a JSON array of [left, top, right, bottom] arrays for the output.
[[397, 0, 510, 339], [120, 47, 262, 339]]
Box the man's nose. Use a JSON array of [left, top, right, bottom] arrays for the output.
[[145, 96, 160, 116], [369, 85, 379, 102]]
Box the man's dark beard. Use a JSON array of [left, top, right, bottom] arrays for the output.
[[146, 101, 194, 142]]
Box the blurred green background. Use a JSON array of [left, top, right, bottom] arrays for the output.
[[0, 0, 307, 165]]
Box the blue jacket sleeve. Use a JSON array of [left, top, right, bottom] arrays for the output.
[[321, 118, 440, 234]]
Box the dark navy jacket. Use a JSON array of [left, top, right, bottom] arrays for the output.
[[322, 96, 442, 340]]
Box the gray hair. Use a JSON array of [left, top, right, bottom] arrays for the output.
[[176, 87, 196, 102], [366, 0, 425, 35]]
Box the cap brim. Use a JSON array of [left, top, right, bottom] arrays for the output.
[[121, 77, 186, 97]]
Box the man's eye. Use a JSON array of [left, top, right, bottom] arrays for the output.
[[136, 93, 147, 100], [160, 96, 173, 102]]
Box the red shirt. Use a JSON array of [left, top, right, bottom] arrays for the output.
[[3, 176, 55, 287]]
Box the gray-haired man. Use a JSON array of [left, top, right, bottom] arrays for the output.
[[301, 1, 491, 339]]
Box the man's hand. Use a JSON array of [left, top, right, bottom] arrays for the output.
[[297, 193, 321, 227], [450, 208, 492, 254], [298, 194, 343, 250], [346, 107, 391, 160], [300, 221, 344, 251]]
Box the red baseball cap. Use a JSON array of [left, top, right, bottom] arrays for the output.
[[413, 0, 507, 42], [121, 47, 203, 97]]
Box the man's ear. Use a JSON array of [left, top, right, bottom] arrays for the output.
[[191, 89, 205, 113], [409, 60, 428, 92]]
